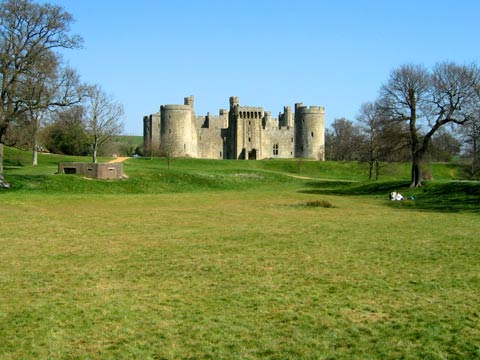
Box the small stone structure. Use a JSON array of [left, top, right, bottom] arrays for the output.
[[58, 162, 123, 180], [144, 96, 325, 160]]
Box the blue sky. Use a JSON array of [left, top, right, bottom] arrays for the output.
[[43, 0, 480, 135]]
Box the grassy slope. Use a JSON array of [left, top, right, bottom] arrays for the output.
[[1, 147, 479, 359]]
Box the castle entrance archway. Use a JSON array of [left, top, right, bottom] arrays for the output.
[[248, 149, 257, 160]]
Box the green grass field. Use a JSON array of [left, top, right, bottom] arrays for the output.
[[1, 147, 479, 359]]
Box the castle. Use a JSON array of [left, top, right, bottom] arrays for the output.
[[143, 96, 325, 161]]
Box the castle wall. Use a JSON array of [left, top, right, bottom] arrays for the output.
[[261, 114, 295, 159], [194, 109, 228, 159]]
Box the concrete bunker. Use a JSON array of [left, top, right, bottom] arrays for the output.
[[58, 162, 124, 180]]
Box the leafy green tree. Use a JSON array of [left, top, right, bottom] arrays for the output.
[[43, 106, 89, 156]]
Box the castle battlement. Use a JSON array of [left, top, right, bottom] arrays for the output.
[[160, 104, 191, 111], [295, 104, 325, 113], [144, 96, 325, 161]]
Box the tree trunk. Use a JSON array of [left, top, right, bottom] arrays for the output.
[[410, 153, 423, 187], [368, 160, 373, 181], [0, 143, 10, 189], [472, 133, 478, 178], [32, 137, 38, 166], [375, 159, 380, 181], [93, 146, 97, 163]]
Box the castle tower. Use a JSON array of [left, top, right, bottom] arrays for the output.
[[294, 103, 325, 160], [229, 96, 239, 109], [284, 106, 293, 128], [159, 96, 197, 157], [143, 113, 161, 156]]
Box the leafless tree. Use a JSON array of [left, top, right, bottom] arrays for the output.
[[459, 110, 480, 178], [84, 84, 124, 163], [357, 102, 384, 180], [24, 63, 84, 165], [0, 0, 82, 188], [357, 101, 409, 180], [380, 62, 480, 187], [325, 118, 363, 161], [160, 137, 178, 170]]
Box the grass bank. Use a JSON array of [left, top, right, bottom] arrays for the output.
[[0, 147, 479, 359]]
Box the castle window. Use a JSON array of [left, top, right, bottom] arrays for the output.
[[220, 151, 222, 157], [169, 129, 171, 134], [273, 144, 279, 156], [291, 137, 293, 142], [311, 132, 314, 137], [248, 137, 251, 142]]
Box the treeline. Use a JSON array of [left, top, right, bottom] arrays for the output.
[[325, 116, 464, 179], [0, 0, 125, 188], [325, 63, 480, 185], [5, 104, 138, 159]]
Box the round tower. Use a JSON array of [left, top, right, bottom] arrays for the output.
[[160, 103, 196, 157], [294, 103, 325, 160]]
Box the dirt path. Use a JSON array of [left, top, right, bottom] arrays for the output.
[[108, 157, 130, 163]]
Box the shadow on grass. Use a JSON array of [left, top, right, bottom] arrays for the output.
[[300, 180, 480, 213], [0, 174, 51, 192]]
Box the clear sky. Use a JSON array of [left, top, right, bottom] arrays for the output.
[[41, 0, 480, 135]]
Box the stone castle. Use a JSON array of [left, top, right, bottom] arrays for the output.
[[143, 96, 325, 160]]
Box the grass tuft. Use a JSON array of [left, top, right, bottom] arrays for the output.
[[300, 199, 335, 208]]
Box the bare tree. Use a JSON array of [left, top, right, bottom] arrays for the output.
[[426, 128, 461, 162], [380, 62, 480, 187], [357, 101, 409, 180], [23, 62, 84, 165], [325, 118, 362, 161], [0, 0, 82, 188], [459, 110, 480, 178], [84, 84, 124, 163], [357, 102, 383, 180], [160, 137, 178, 170]]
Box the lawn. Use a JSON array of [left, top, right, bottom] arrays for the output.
[[0, 149, 479, 359]]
